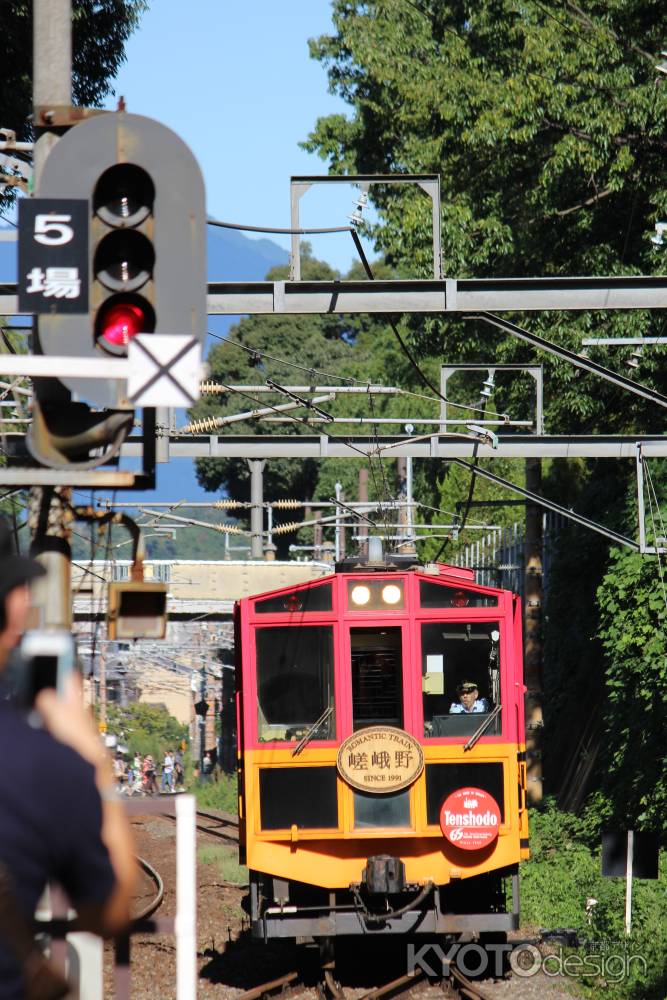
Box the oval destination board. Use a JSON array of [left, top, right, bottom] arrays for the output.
[[337, 726, 424, 794]]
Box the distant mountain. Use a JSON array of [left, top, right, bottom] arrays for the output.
[[207, 224, 289, 281], [0, 222, 288, 506]]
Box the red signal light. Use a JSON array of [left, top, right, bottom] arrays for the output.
[[451, 589, 469, 608], [95, 295, 155, 356], [99, 302, 145, 346]]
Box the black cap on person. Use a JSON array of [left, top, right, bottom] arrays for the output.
[[0, 518, 45, 600]]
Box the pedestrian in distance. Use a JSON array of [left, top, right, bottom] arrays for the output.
[[0, 518, 137, 1000], [142, 754, 158, 795], [161, 749, 174, 793]]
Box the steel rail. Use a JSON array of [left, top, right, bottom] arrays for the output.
[[235, 971, 300, 1000], [131, 855, 164, 922], [449, 965, 498, 1000]]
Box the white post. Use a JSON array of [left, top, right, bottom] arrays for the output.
[[176, 794, 197, 999], [67, 933, 104, 999], [625, 829, 634, 935]]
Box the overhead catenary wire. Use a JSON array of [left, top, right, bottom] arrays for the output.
[[207, 332, 501, 417], [207, 217, 355, 236]]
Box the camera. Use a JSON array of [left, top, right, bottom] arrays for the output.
[[17, 631, 78, 708]]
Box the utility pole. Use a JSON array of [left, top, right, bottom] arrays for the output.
[[358, 467, 369, 558], [29, 0, 73, 629], [248, 460, 265, 559], [524, 457, 544, 803], [99, 642, 108, 730], [397, 427, 417, 555], [334, 482, 345, 561]]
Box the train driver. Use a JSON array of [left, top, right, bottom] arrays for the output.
[[449, 680, 490, 714]]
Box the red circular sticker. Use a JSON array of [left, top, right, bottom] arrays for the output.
[[439, 787, 501, 851]]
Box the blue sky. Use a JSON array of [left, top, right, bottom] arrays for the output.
[[102, 0, 376, 275]]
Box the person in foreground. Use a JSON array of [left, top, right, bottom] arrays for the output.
[[0, 520, 137, 999]]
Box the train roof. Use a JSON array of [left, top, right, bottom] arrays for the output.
[[238, 560, 514, 609]]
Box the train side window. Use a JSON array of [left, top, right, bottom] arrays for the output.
[[350, 626, 403, 730], [255, 626, 335, 743], [421, 622, 501, 738], [255, 582, 332, 614], [419, 580, 497, 608]]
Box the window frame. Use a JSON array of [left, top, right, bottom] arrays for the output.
[[413, 574, 511, 744]]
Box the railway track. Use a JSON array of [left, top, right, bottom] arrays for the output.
[[137, 810, 510, 1000], [155, 801, 240, 843], [234, 959, 504, 1000]]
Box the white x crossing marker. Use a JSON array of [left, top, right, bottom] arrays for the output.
[[128, 335, 202, 407]]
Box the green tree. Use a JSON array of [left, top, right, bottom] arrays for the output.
[[192, 247, 447, 556], [106, 702, 187, 763], [594, 545, 667, 836], [303, 0, 667, 835], [2, 0, 146, 207], [304, 0, 667, 434]]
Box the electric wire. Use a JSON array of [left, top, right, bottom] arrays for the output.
[[207, 217, 354, 236], [365, 386, 396, 539], [208, 331, 501, 417], [348, 230, 494, 421], [349, 228, 490, 553]]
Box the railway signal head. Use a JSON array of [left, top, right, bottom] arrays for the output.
[[35, 112, 206, 408]]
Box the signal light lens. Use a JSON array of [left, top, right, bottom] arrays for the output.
[[451, 589, 469, 608], [94, 230, 155, 292], [94, 163, 155, 227], [96, 296, 155, 355]]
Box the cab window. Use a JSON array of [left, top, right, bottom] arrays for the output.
[[255, 626, 335, 742], [351, 626, 403, 730], [421, 621, 500, 737]]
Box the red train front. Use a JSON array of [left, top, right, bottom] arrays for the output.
[[236, 558, 529, 940]]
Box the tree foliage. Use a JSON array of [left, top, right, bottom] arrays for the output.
[[304, 0, 667, 434], [192, 247, 457, 555], [301, 1, 667, 831], [106, 701, 187, 763], [595, 546, 667, 835]]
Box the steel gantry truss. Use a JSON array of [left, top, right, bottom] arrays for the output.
[[2, 274, 667, 318]]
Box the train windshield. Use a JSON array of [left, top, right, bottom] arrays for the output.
[[421, 621, 501, 738], [255, 626, 335, 743], [351, 626, 403, 730]]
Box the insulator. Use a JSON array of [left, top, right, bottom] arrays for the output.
[[213, 500, 248, 509], [271, 521, 303, 535], [200, 381, 227, 394], [213, 523, 245, 535], [179, 415, 222, 434], [272, 499, 302, 509]]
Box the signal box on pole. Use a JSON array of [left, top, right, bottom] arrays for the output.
[[35, 113, 206, 409]]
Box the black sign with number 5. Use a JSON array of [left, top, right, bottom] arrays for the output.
[[18, 198, 89, 314]]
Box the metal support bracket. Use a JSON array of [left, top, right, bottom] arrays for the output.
[[636, 444, 667, 554], [289, 174, 442, 281]]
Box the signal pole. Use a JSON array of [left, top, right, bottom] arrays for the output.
[[29, 0, 73, 628]]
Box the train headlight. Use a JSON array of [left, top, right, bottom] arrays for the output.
[[382, 584, 402, 605], [351, 584, 371, 606], [491, 629, 500, 643]]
